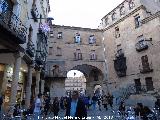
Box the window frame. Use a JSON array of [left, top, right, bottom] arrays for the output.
[[57, 32, 62, 39], [134, 14, 141, 28]]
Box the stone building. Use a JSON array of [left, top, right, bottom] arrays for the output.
[[45, 25, 106, 98], [100, 0, 160, 106], [0, 0, 50, 110], [65, 76, 86, 95]]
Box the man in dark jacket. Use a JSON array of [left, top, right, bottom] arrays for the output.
[[65, 90, 87, 120]]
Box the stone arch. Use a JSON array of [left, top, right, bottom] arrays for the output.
[[68, 64, 104, 96]]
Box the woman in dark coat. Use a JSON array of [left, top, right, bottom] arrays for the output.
[[52, 97, 60, 116]]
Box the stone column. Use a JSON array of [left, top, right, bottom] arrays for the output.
[[35, 70, 41, 96], [25, 65, 33, 108], [9, 53, 22, 107], [41, 80, 45, 94], [1, 65, 11, 93]]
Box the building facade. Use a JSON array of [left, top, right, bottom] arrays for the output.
[[45, 25, 106, 98], [101, 0, 160, 106], [0, 0, 50, 110], [65, 76, 86, 96]]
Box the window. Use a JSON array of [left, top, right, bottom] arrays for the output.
[[134, 79, 141, 93], [134, 15, 141, 28], [56, 47, 62, 56], [74, 49, 82, 60], [115, 27, 120, 38], [50, 31, 54, 37], [129, 0, 135, 9], [112, 12, 116, 21], [28, 25, 33, 41], [116, 44, 123, 57], [48, 47, 53, 55], [120, 6, 125, 16], [145, 77, 154, 91], [141, 55, 150, 68], [105, 17, 109, 26], [57, 32, 62, 39], [75, 33, 81, 43], [89, 35, 96, 44], [90, 50, 97, 60]]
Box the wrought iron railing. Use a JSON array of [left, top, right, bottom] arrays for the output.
[[0, 7, 27, 43], [135, 40, 148, 52], [46, 69, 67, 78]]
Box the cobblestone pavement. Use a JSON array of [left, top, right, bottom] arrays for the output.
[[42, 105, 118, 120], [1, 105, 136, 120]]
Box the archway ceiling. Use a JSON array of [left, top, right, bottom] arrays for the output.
[[71, 64, 102, 77]]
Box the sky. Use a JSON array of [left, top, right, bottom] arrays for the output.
[[67, 70, 84, 77], [49, 0, 124, 29]]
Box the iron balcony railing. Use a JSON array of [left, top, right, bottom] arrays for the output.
[[0, 7, 27, 44], [135, 40, 148, 52], [46, 69, 67, 78]]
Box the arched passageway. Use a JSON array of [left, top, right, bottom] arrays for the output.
[[69, 64, 104, 96]]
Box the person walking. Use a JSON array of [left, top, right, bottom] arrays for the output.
[[0, 94, 3, 112], [33, 94, 42, 120], [44, 95, 50, 116], [102, 95, 108, 111], [108, 93, 114, 108], [92, 94, 97, 110], [52, 97, 60, 117], [65, 90, 87, 120], [119, 101, 126, 117]]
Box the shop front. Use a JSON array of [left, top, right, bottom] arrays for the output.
[[0, 64, 25, 111]]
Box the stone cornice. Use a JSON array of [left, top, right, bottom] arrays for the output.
[[52, 25, 102, 32], [102, 0, 126, 20], [103, 5, 145, 31], [142, 11, 160, 24]]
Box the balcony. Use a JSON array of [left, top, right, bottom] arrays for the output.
[[139, 63, 153, 74], [135, 40, 148, 52], [26, 41, 35, 57], [46, 69, 67, 78], [0, 7, 27, 44], [35, 53, 45, 65], [31, 5, 39, 22]]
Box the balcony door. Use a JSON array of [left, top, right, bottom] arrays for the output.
[[145, 77, 154, 91], [141, 55, 150, 69], [134, 78, 141, 93]]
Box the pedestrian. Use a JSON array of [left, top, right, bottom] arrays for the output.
[[33, 93, 42, 120], [60, 96, 65, 110], [13, 104, 20, 117], [65, 90, 87, 120], [52, 97, 60, 117], [108, 93, 114, 108], [92, 94, 97, 110], [119, 101, 126, 116], [97, 96, 101, 111], [102, 95, 108, 111], [44, 95, 50, 116], [0, 93, 4, 112]]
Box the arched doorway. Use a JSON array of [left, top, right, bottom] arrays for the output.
[[69, 64, 104, 97]]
